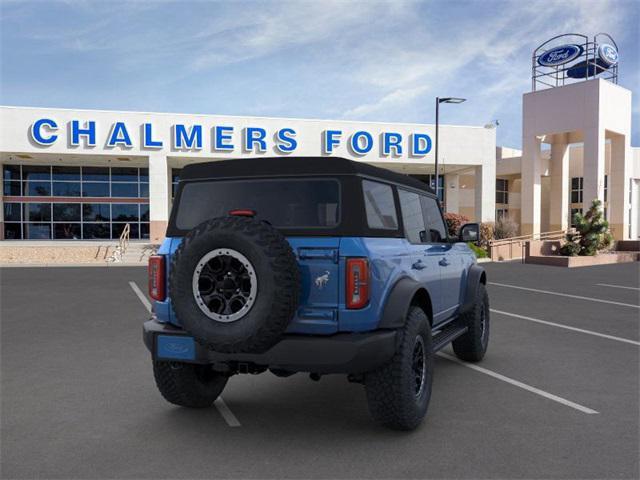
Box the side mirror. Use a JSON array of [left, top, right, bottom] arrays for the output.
[[459, 223, 480, 244]]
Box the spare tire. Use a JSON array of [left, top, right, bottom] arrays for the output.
[[169, 216, 300, 353]]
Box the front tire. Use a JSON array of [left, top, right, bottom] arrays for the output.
[[364, 306, 433, 430], [452, 283, 490, 362], [153, 361, 228, 408]]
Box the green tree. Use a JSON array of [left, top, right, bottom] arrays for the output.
[[560, 199, 613, 256]]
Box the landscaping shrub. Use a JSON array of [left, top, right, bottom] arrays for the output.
[[467, 242, 488, 258], [443, 212, 470, 237], [560, 199, 613, 256], [494, 216, 519, 240], [479, 222, 495, 248]]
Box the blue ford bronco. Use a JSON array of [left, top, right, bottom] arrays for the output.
[[143, 157, 489, 430]]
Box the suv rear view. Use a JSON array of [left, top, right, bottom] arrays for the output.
[[144, 157, 489, 430]]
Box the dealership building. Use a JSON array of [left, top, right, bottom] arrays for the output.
[[0, 34, 638, 244], [0, 107, 497, 243]]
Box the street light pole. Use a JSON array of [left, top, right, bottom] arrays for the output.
[[434, 96, 466, 203], [435, 97, 440, 198]]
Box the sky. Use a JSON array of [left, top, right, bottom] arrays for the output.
[[1, 0, 638, 148]]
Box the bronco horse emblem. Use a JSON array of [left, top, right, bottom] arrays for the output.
[[314, 270, 330, 289]]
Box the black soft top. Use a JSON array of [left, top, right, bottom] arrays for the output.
[[179, 156, 434, 194]]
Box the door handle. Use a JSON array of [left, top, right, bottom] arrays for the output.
[[439, 258, 450, 267], [412, 260, 426, 270]]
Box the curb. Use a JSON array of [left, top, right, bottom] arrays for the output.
[[0, 263, 147, 268]]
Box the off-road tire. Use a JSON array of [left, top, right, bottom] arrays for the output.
[[452, 283, 490, 362], [364, 306, 433, 431], [153, 361, 228, 408], [170, 216, 300, 354]]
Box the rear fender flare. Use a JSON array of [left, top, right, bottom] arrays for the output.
[[378, 277, 432, 329], [460, 264, 486, 314]]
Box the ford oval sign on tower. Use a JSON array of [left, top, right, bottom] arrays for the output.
[[532, 33, 620, 91], [598, 43, 619, 66], [537, 44, 583, 67]]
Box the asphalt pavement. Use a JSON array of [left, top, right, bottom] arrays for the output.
[[1, 261, 638, 479]]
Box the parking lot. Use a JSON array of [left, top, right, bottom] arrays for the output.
[[1, 261, 638, 479]]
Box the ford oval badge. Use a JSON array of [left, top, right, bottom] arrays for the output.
[[598, 44, 618, 66], [538, 44, 583, 67]]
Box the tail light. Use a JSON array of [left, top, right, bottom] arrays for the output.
[[346, 258, 369, 309], [148, 255, 166, 301]]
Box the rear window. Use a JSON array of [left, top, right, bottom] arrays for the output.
[[174, 178, 340, 231]]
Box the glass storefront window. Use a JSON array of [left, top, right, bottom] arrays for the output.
[[22, 165, 51, 181], [83, 203, 110, 221], [26, 181, 51, 196], [111, 183, 138, 198], [111, 167, 138, 181], [4, 223, 22, 239], [2, 164, 151, 240], [24, 223, 51, 239], [54, 223, 81, 239], [112, 203, 139, 221], [25, 203, 51, 222], [53, 204, 81, 222], [52, 182, 81, 197], [82, 167, 110, 182], [82, 182, 110, 197], [52, 166, 80, 181], [83, 223, 111, 239], [3, 181, 21, 196], [4, 202, 21, 221], [3, 165, 21, 181]]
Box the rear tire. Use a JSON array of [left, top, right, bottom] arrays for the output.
[[452, 283, 490, 362], [153, 361, 228, 408], [364, 306, 433, 430]]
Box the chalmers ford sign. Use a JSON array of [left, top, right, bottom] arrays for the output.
[[29, 118, 434, 157]]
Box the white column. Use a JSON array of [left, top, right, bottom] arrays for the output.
[[474, 163, 495, 223], [521, 135, 543, 236], [444, 173, 459, 214], [148, 153, 170, 243], [549, 134, 570, 232], [582, 126, 605, 210], [609, 134, 631, 240]]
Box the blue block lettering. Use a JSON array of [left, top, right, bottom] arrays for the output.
[[30, 118, 58, 145], [107, 122, 132, 147], [275, 128, 297, 153], [71, 120, 96, 146], [350, 131, 373, 155]]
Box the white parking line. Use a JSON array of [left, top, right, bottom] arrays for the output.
[[215, 398, 242, 427], [489, 282, 640, 309], [129, 281, 151, 312], [128, 281, 241, 427], [437, 353, 599, 415], [491, 309, 640, 346], [596, 283, 640, 291]]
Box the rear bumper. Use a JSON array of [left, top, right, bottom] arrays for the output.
[[143, 319, 397, 374]]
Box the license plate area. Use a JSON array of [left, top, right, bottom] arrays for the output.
[[156, 335, 196, 361]]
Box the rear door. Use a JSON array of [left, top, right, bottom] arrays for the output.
[[420, 196, 464, 321], [397, 189, 445, 322], [285, 237, 341, 335]]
